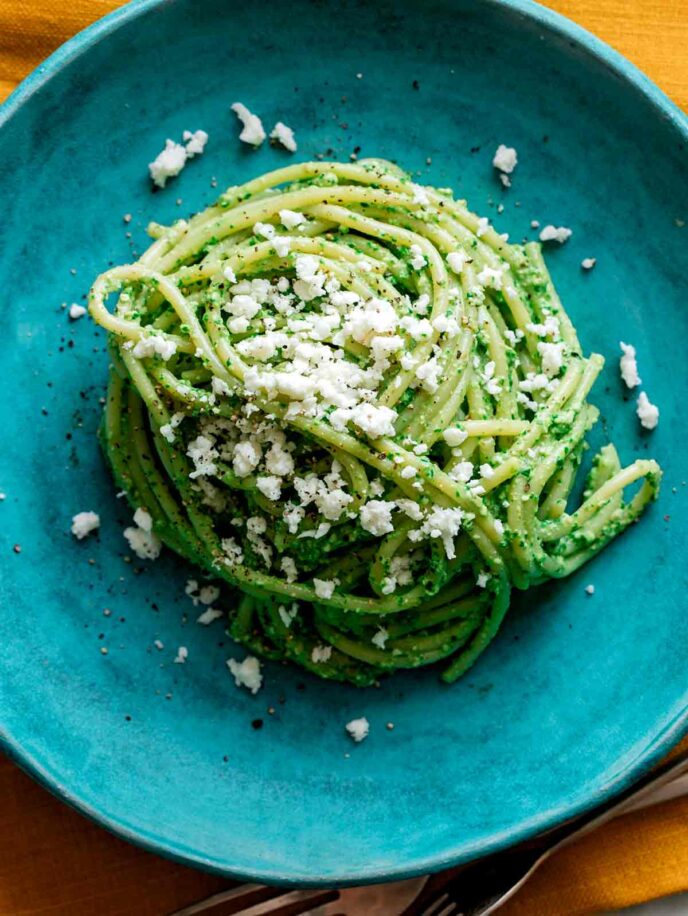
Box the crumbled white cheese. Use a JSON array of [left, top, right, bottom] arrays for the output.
[[411, 183, 430, 205], [345, 717, 370, 742], [273, 237, 291, 257], [476, 266, 504, 290], [279, 208, 306, 229], [311, 644, 333, 663], [187, 434, 219, 479], [132, 335, 177, 361], [256, 475, 282, 500], [447, 251, 468, 274], [182, 129, 208, 157], [636, 391, 659, 430], [581, 257, 596, 270], [330, 403, 397, 439], [123, 523, 162, 560], [69, 304, 87, 320], [476, 217, 490, 238], [585, 584, 595, 595], [133, 507, 153, 532], [227, 655, 263, 693], [233, 440, 262, 477], [223, 265, 237, 284], [412, 506, 465, 559], [280, 557, 298, 583], [360, 499, 395, 536], [476, 571, 489, 588], [492, 144, 518, 175], [415, 355, 441, 393], [395, 498, 424, 521], [483, 360, 502, 397], [270, 121, 297, 152], [149, 139, 187, 188], [71, 511, 100, 539], [539, 225, 572, 244], [371, 628, 388, 649], [159, 411, 185, 444], [400, 465, 417, 480], [409, 244, 427, 270], [526, 315, 560, 338], [277, 602, 299, 627], [619, 342, 641, 388], [538, 341, 565, 377], [254, 221, 275, 240], [197, 607, 224, 625], [313, 578, 337, 600], [154, 639, 164, 650], [231, 102, 266, 146], [443, 427, 468, 447], [173, 646, 188, 664]]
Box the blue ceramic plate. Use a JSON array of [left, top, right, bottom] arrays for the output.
[[1, 0, 687, 886]]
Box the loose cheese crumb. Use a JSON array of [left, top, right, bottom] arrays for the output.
[[182, 129, 208, 157], [345, 717, 370, 742], [539, 225, 572, 244], [133, 507, 153, 532], [581, 257, 597, 270], [619, 342, 641, 388], [123, 523, 162, 560], [69, 304, 87, 320], [71, 511, 100, 539], [270, 121, 297, 152], [585, 584, 595, 595], [636, 391, 659, 430], [231, 102, 266, 146], [227, 655, 263, 693], [492, 144, 518, 176], [149, 139, 187, 188], [173, 646, 188, 664], [196, 607, 224, 625]]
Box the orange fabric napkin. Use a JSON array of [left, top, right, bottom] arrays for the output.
[[1, 2, 687, 913]]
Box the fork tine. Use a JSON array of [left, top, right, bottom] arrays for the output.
[[168, 886, 340, 916], [169, 884, 282, 916], [229, 888, 340, 916], [420, 892, 450, 916], [418, 892, 463, 916]]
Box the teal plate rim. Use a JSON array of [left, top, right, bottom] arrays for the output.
[[1, 0, 687, 887]]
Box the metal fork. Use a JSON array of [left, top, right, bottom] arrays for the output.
[[406, 748, 688, 916], [169, 884, 341, 916]]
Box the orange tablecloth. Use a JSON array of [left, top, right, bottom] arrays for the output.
[[1, 2, 687, 914]]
